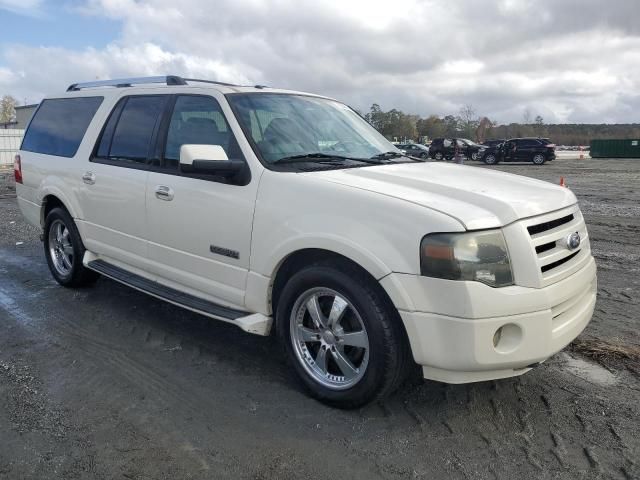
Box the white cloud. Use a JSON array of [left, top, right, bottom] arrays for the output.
[[0, 0, 44, 15], [1, 0, 640, 123]]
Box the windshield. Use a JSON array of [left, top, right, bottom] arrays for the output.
[[227, 93, 400, 164]]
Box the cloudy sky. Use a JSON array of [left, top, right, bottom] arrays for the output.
[[1, 0, 638, 123]]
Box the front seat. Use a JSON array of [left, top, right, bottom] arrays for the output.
[[182, 117, 229, 153], [260, 117, 315, 161]]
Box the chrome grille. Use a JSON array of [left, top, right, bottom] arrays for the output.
[[522, 205, 591, 287]]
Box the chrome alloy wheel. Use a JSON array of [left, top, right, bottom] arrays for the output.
[[532, 154, 545, 165], [290, 288, 369, 390], [48, 219, 74, 276]]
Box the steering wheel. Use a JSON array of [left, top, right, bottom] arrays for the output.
[[327, 140, 361, 153]]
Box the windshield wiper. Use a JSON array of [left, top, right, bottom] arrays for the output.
[[370, 151, 404, 160], [272, 153, 381, 165], [272, 153, 355, 164]]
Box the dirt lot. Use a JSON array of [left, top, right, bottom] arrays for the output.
[[0, 159, 638, 479]]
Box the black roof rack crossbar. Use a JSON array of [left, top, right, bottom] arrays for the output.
[[67, 75, 187, 91]]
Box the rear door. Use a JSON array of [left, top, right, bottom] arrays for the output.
[[515, 139, 539, 161], [144, 93, 259, 308], [76, 94, 169, 271], [17, 96, 104, 227]]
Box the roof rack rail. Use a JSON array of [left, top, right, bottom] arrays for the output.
[[66, 75, 187, 91], [181, 78, 239, 87]]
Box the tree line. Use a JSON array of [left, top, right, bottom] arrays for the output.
[[2, 93, 639, 145], [363, 103, 640, 146]]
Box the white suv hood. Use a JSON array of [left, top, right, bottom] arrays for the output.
[[307, 162, 577, 229]]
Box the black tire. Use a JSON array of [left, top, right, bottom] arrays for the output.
[[420, 152, 429, 159], [471, 152, 478, 161], [483, 154, 498, 165], [44, 207, 99, 287], [434, 152, 443, 161], [532, 153, 546, 165], [276, 259, 412, 409]]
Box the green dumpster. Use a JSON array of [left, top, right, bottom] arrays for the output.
[[590, 139, 640, 158]]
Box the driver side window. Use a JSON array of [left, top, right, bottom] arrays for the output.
[[163, 95, 243, 169]]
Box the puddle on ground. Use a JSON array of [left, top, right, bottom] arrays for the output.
[[559, 352, 619, 386]]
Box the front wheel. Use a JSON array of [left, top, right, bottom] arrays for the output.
[[532, 154, 546, 165], [483, 154, 498, 165], [44, 207, 99, 287], [276, 260, 411, 408], [471, 152, 479, 161], [433, 152, 443, 161]]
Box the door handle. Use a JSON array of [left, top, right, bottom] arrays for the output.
[[154, 185, 174, 201], [82, 171, 96, 185]]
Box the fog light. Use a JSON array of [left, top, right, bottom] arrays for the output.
[[492, 323, 522, 354]]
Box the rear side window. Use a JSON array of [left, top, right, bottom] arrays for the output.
[[96, 95, 168, 165], [21, 97, 103, 157]]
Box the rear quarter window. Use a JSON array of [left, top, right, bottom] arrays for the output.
[[21, 97, 103, 158]]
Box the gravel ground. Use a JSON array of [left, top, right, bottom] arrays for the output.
[[0, 166, 16, 199], [0, 158, 638, 479]]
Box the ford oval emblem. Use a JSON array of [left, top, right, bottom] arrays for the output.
[[566, 232, 581, 250]]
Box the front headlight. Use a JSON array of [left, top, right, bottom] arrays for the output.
[[420, 230, 513, 287]]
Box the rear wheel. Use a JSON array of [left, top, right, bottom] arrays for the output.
[[532, 153, 546, 165], [434, 152, 443, 161], [276, 260, 411, 409], [44, 208, 99, 287], [484, 154, 498, 165]]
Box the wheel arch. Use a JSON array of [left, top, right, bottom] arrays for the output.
[[268, 248, 401, 329], [41, 194, 73, 228]]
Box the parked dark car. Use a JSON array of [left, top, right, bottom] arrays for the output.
[[459, 138, 484, 161], [397, 143, 430, 159], [429, 138, 467, 160], [479, 138, 556, 165], [482, 139, 506, 148]]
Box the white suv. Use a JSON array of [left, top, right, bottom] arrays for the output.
[[15, 76, 596, 408]]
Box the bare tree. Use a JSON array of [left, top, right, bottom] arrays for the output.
[[0, 95, 18, 124], [534, 115, 545, 136], [522, 108, 532, 125], [459, 104, 478, 139]]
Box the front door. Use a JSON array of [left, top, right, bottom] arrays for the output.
[[504, 140, 518, 162], [145, 93, 259, 309]]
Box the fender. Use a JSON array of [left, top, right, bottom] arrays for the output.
[[37, 179, 82, 226], [266, 233, 392, 281], [244, 233, 395, 316]]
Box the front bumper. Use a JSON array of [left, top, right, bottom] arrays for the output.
[[381, 256, 597, 383]]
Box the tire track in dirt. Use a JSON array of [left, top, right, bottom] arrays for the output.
[[0, 283, 282, 478], [0, 274, 208, 420]]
